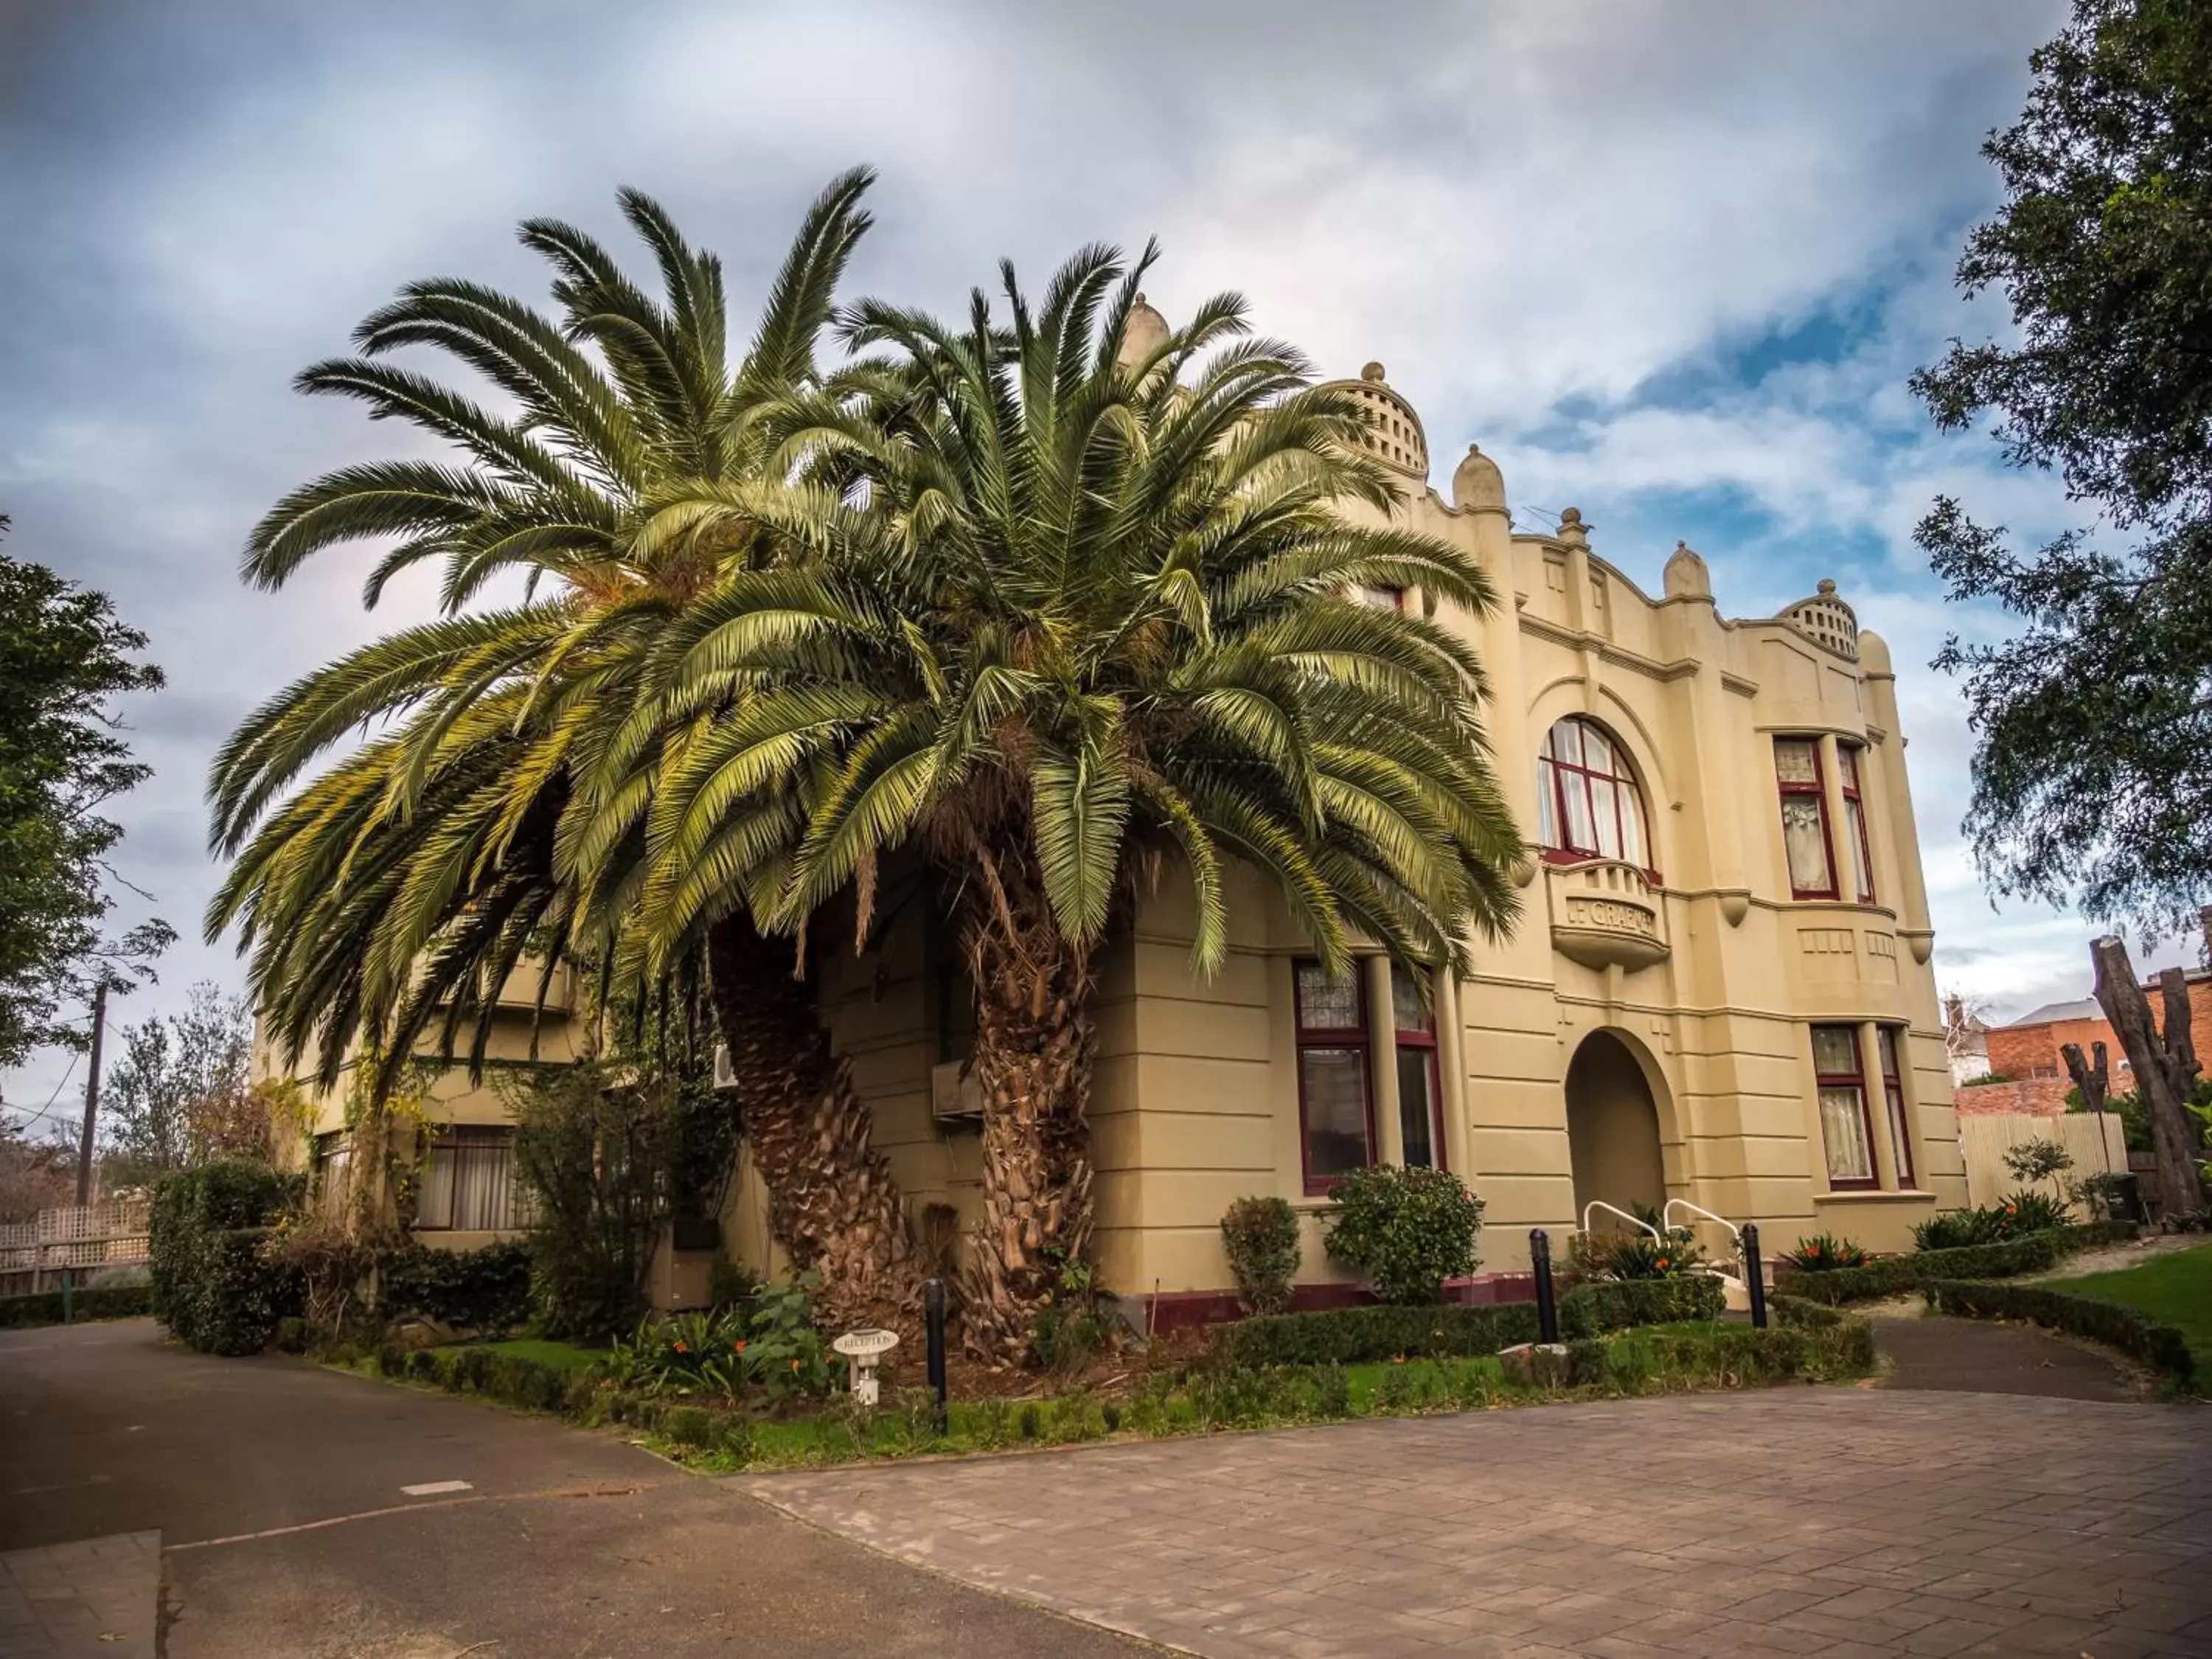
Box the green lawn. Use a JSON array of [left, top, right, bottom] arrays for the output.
[[465, 1338, 605, 1374], [2041, 1242, 2212, 1375]]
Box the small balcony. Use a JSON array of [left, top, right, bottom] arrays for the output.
[[1546, 859, 1669, 973]]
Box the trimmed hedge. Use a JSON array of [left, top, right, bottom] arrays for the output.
[[374, 1340, 591, 1413], [1213, 1301, 1541, 1368], [0, 1284, 153, 1329], [1922, 1280, 2194, 1384], [149, 1160, 302, 1355], [383, 1241, 534, 1331], [1781, 1228, 2071, 1305], [2064, 1220, 2140, 1251], [1211, 1273, 1726, 1368], [1770, 1293, 1878, 1373], [1559, 1273, 1724, 1336]]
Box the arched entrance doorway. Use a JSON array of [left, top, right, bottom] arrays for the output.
[[1565, 1029, 1666, 1226]]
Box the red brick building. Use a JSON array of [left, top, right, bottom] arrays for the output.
[[1957, 971, 2212, 1118]]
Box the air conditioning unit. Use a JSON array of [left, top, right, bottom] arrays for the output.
[[931, 1060, 982, 1123], [712, 1043, 738, 1092]]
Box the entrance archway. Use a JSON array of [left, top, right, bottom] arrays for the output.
[[1565, 1029, 1667, 1226]]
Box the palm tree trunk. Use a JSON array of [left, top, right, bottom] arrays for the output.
[[958, 846, 1099, 1366], [706, 913, 919, 1329]]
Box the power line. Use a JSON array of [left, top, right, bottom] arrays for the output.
[[6, 1053, 83, 1135]]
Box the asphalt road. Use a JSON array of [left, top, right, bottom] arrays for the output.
[[0, 1319, 1155, 1658]]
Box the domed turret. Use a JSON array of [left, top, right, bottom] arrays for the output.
[[1779, 577, 1859, 660], [1857, 628, 1893, 674], [1319, 361, 1429, 479], [1452, 443, 1506, 515], [1663, 538, 1711, 599], [1117, 293, 1169, 369]]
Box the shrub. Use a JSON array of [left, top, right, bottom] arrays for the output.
[[509, 1060, 675, 1340], [1220, 1196, 1301, 1315], [1915, 1194, 2073, 1252], [1559, 1273, 1724, 1335], [0, 1283, 152, 1329], [1770, 1294, 1879, 1374], [1212, 1301, 1539, 1368], [1913, 1208, 1994, 1252], [2003, 1137, 2073, 1187], [1780, 1233, 1868, 1273], [1996, 1190, 2073, 1235], [1321, 1165, 1483, 1304], [1785, 1228, 2070, 1306], [149, 1160, 302, 1355], [383, 1240, 534, 1331], [1923, 1280, 2193, 1383], [1026, 1250, 1119, 1374]]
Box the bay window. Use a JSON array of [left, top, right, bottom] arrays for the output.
[[1838, 743, 1877, 903], [1537, 717, 1651, 871], [1877, 1026, 1916, 1188], [1774, 737, 1837, 900], [1811, 1024, 1878, 1189]]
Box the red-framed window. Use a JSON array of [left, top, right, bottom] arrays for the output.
[[1811, 1025, 1879, 1190], [1389, 964, 1447, 1172], [1774, 737, 1837, 900], [1294, 961, 1376, 1194], [1536, 717, 1652, 872], [1837, 743, 1877, 903], [1877, 1026, 1915, 1189]]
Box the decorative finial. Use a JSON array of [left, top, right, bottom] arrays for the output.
[[1360, 361, 1385, 382], [1134, 292, 1147, 304], [1817, 577, 1837, 596], [1559, 507, 1583, 526]]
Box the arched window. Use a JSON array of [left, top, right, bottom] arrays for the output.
[[1536, 717, 1652, 870]]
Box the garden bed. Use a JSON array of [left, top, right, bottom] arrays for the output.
[[323, 1301, 1876, 1474]]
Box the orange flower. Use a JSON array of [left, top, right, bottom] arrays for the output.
[[790, 1358, 801, 1372], [673, 1341, 689, 1354], [734, 1340, 747, 1353]]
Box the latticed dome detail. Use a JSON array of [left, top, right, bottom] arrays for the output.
[[1322, 362, 1429, 478], [1781, 579, 1859, 660]]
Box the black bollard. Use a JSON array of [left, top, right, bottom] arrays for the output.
[[924, 1276, 948, 1429], [1742, 1223, 1767, 1329], [1529, 1228, 1559, 1344]]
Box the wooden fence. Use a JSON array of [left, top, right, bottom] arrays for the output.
[[0, 1198, 151, 1296], [1958, 1111, 2129, 1214]]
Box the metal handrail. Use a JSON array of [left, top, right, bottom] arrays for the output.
[[1663, 1200, 1748, 1286], [1580, 1200, 1661, 1242], [1663, 1199, 1740, 1250]]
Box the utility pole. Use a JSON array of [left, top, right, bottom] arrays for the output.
[[74, 981, 108, 1206]]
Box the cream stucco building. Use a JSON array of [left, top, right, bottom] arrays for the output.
[[728, 352, 1968, 1316], [278, 347, 1969, 1317]]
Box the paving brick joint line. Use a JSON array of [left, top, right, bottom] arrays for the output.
[[745, 1389, 2212, 1659], [0, 1533, 159, 1659]]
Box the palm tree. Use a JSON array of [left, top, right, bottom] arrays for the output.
[[205, 173, 922, 1323], [630, 245, 1523, 1360]]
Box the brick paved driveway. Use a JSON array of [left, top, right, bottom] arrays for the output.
[[749, 1389, 2212, 1658]]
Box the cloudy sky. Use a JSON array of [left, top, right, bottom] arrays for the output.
[[1, 0, 2191, 1123]]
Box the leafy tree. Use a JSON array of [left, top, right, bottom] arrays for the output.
[[0, 1117, 77, 1225], [99, 981, 284, 1189], [205, 173, 922, 1323], [633, 246, 1523, 1358], [0, 517, 170, 1074], [1913, 0, 2212, 935]]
